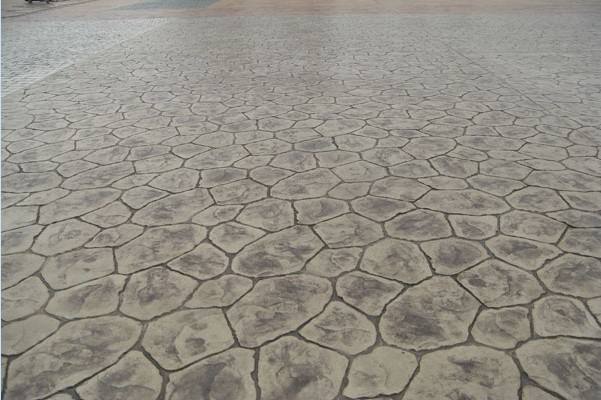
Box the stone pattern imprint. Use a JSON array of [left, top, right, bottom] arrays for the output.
[[2, 8, 601, 400]]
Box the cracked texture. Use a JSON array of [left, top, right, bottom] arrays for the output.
[[2, 2, 601, 399]]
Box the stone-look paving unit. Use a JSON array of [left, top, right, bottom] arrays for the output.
[[2, 1, 601, 399]]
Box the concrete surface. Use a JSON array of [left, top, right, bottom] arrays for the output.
[[2, 0, 601, 399]]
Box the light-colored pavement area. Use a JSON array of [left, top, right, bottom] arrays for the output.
[[1, 17, 167, 94], [2, 1, 601, 399]]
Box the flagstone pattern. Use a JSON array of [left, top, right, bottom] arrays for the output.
[[2, 11, 601, 400]]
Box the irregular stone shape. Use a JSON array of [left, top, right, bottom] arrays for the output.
[[421, 238, 488, 275], [122, 186, 167, 209], [42, 248, 115, 289], [227, 275, 332, 347], [422, 175, 471, 190], [562, 191, 601, 211], [333, 160, 387, 182], [186, 145, 249, 169], [57, 160, 96, 178], [491, 124, 534, 141], [192, 205, 242, 226], [2, 171, 61, 193], [294, 198, 348, 224], [271, 150, 316, 171], [2, 224, 42, 254], [46, 275, 126, 319], [86, 223, 144, 247], [271, 168, 340, 199], [460, 136, 523, 152], [449, 214, 497, 239], [351, 195, 413, 222], [110, 174, 154, 191], [570, 126, 601, 146], [258, 336, 347, 400], [380, 277, 479, 350], [232, 225, 323, 277], [281, 130, 326, 147], [2, 277, 48, 321], [186, 274, 253, 308], [469, 174, 525, 196], [538, 254, 601, 298], [76, 351, 162, 400], [168, 243, 227, 280], [6, 140, 67, 165], [165, 348, 256, 400], [329, 182, 370, 200], [150, 168, 199, 193], [316, 150, 360, 167], [143, 309, 234, 370], [533, 295, 601, 338], [559, 228, 601, 258], [549, 210, 601, 228], [522, 386, 562, 400], [458, 259, 544, 307], [198, 167, 246, 188], [300, 301, 376, 354], [343, 346, 417, 398], [237, 198, 294, 231], [259, 117, 294, 131], [2, 314, 60, 355], [62, 162, 134, 190], [245, 138, 291, 155], [2, 192, 28, 208], [334, 134, 376, 151], [385, 209, 452, 241], [82, 202, 130, 228], [32, 219, 100, 256], [316, 118, 364, 136], [210, 179, 267, 204], [1, 253, 44, 289], [471, 307, 530, 349], [403, 346, 520, 400], [85, 146, 129, 165], [522, 143, 567, 161], [516, 338, 601, 400], [479, 160, 531, 180], [132, 188, 213, 226], [2, 206, 38, 231], [473, 110, 515, 125], [507, 187, 568, 212], [404, 137, 455, 159], [371, 176, 429, 201], [486, 235, 560, 270], [5, 317, 141, 400], [501, 210, 566, 243], [431, 155, 477, 178], [315, 213, 382, 248], [417, 189, 509, 215], [305, 247, 362, 277], [209, 222, 265, 253], [120, 267, 197, 320], [526, 170, 601, 191], [134, 154, 183, 173], [336, 271, 403, 316], [250, 165, 293, 185], [363, 147, 412, 167], [390, 159, 437, 178], [589, 298, 601, 320], [521, 159, 565, 171], [361, 238, 431, 283], [117, 224, 206, 274]]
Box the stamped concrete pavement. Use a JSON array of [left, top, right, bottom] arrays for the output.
[[2, 0, 601, 399]]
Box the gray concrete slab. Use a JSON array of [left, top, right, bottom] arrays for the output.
[[2, 1, 601, 399]]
